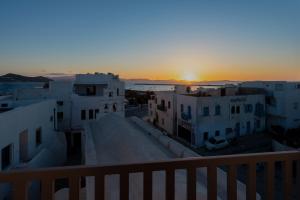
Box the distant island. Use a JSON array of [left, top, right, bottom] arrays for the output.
[[0, 73, 52, 82]]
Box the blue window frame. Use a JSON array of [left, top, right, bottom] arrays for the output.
[[203, 106, 209, 116], [215, 105, 221, 115]]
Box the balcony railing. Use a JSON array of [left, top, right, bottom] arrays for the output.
[[181, 112, 192, 121], [0, 151, 299, 200]]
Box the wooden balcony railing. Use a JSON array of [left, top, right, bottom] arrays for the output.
[[0, 151, 299, 200]]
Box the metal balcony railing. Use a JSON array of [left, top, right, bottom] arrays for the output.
[[0, 151, 299, 200], [181, 112, 192, 121]]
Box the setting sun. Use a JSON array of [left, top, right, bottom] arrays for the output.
[[182, 71, 198, 82]]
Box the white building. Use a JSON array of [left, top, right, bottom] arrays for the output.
[[148, 86, 193, 135], [149, 86, 266, 147], [240, 81, 300, 133], [0, 72, 125, 198]]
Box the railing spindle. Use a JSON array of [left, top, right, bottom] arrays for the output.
[[95, 173, 105, 200], [120, 172, 129, 200], [13, 179, 28, 200], [207, 165, 217, 200], [283, 160, 292, 200], [41, 178, 54, 200], [246, 163, 256, 200], [166, 168, 175, 200], [227, 165, 237, 200], [187, 167, 196, 200], [69, 176, 80, 200], [297, 160, 300, 200], [143, 170, 152, 200], [265, 161, 274, 200]]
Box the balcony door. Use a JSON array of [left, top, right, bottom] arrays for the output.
[[19, 130, 28, 162]]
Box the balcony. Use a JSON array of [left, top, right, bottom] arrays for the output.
[[0, 151, 299, 200], [181, 112, 192, 121], [157, 104, 167, 112]]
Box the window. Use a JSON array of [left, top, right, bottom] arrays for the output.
[[215, 130, 220, 136], [89, 109, 94, 119], [1, 103, 8, 107], [245, 104, 253, 113], [161, 118, 164, 125], [113, 103, 117, 112], [168, 101, 171, 109], [81, 110, 86, 120], [104, 104, 108, 109], [149, 103, 152, 109], [56, 101, 63, 106], [226, 128, 233, 135], [95, 109, 99, 118], [36, 128, 42, 146], [203, 132, 209, 141], [203, 107, 209, 116], [117, 88, 119, 96], [109, 92, 113, 97], [188, 106, 192, 117], [231, 106, 235, 114], [255, 119, 261, 129], [236, 106, 240, 114], [181, 104, 184, 113], [57, 112, 63, 121], [215, 105, 221, 115], [1, 144, 12, 170]]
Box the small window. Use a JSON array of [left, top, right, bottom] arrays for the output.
[[226, 128, 233, 135], [1, 144, 13, 170], [57, 112, 63, 121], [203, 107, 209, 116], [188, 106, 192, 117], [36, 128, 42, 146], [215, 105, 221, 115], [161, 118, 164, 125], [95, 109, 99, 118], [104, 104, 108, 109], [56, 101, 63, 106], [236, 106, 240, 114], [1, 103, 8, 108], [231, 106, 235, 114], [81, 110, 86, 120], [215, 130, 220, 136], [117, 88, 119, 96], [203, 132, 209, 141], [181, 104, 184, 113], [168, 101, 171, 109], [109, 92, 113, 97], [150, 103, 152, 109], [89, 109, 94, 119]]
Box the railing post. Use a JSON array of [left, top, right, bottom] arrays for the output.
[[283, 160, 292, 200], [297, 160, 300, 200], [187, 167, 196, 200], [41, 178, 54, 200], [246, 162, 256, 200], [265, 161, 274, 200], [13, 179, 28, 200], [143, 170, 152, 200], [69, 176, 80, 200], [120, 172, 129, 200], [207, 165, 217, 200], [95, 173, 105, 200], [166, 168, 175, 200], [227, 165, 237, 200]]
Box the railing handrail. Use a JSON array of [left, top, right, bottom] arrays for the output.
[[0, 150, 299, 181]]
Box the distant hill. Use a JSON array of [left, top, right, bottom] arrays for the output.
[[0, 73, 52, 82]]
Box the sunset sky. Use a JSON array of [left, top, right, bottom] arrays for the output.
[[0, 0, 299, 81]]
